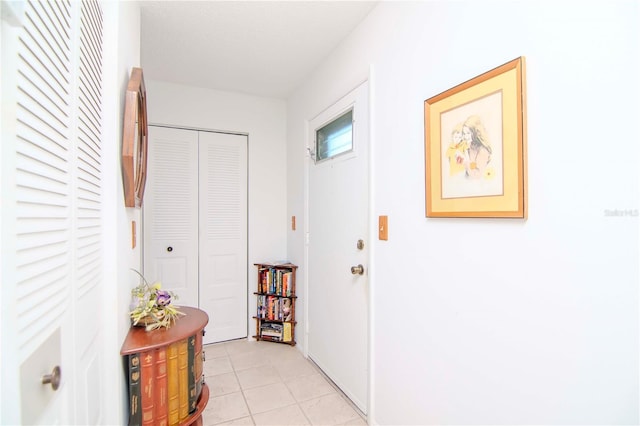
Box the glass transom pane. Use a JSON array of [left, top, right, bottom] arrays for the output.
[[316, 109, 353, 161]]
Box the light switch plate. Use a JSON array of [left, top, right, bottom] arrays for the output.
[[379, 215, 388, 240]]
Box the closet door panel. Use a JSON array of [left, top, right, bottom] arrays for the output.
[[144, 126, 199, 307], [2, 1, 106, 422], [198, 132, 248, 344]]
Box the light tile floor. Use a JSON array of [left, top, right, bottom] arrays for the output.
[[202, 339, 366, 426]]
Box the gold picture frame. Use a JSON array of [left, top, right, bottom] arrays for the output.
[[424, 57, 527, 218]]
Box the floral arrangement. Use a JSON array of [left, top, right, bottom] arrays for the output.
[[129, 269, 185, 331]]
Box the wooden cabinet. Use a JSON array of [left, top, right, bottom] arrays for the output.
[[121, 306, 209, 426], [253, 263, 298, 346]]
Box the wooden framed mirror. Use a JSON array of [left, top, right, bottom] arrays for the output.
[[122, 67, 148, 208]]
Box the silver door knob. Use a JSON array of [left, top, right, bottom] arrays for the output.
[[350, 264, 364, 275], [42, 365, 61, 391]]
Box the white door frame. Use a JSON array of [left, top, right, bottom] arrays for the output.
[[303, 69, 375, 418]]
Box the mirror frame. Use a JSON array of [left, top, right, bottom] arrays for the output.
[[122, 67, 148, 208]]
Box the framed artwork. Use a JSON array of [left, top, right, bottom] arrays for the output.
[[424, 57, 527, 218], [122, 67, 148, 208]]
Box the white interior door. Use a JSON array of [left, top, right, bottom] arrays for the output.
[[144, 126, 199, 307], [307, 81, 369, 413], [198, 132, 248, 344], [1, 1, 105, 424]]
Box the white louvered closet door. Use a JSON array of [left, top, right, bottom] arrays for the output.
[[198, 131, 248, 344], [0, 1, 105, 424], [144, 126, 200, 307], [144, 127, 247, 345]]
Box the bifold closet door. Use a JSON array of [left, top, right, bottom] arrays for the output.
[[2, 1, 106, 422], [198, 131, 248, 344], [144, 126, 248, 344], [144, 126, 199, 307]]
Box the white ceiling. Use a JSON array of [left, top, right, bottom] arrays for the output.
[[140, 1, 378, 99]]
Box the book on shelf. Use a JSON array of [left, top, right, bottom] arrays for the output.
[[188, 335, 197, 413], [178, 338, 189, 422], [167, 342, 180, 425], [257, 295, 266, 318], [283, 322, 292, 343], [141, 351, 155, 425], [282, 271, 293, 296], [154, 347, 169, 426], [258, 268, 268, 293], [267, 296, 274, 320], [128, 353, 142, 426], [194, 330, 204, 406]]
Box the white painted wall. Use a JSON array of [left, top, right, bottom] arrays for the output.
[[101, 1, 145, 424], [287, 1, 639, 424], [144, 80, 288, 337]]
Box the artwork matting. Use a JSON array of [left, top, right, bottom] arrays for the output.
[[424, 57, 527, 218]]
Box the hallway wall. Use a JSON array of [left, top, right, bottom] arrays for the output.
[[287, 1, 639, 424], [102, 1, 146, 423]]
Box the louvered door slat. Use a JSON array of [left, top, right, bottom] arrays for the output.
[[79, 5, 102, 118], [15, 217, 66, 236], [16, 89, 69, 143], [79, 58, 101, 110], [15, 0, 72, 351], [206, 145, 242, 239], [16, 273, 66, 304], [151, 137, 198, 239], [16, 55, 68, 118], [16, 152, 67, 189], [73, 0, 105, 417], [15, 126, 67, 161], [80, 4, 102, 65], [23, 1, 70, 75], [15, 230, 68, 265], [28, 0, 71, 56], [17, 286, 67, 346], [76, 0, 103, 297], [78, 92, 101, 134], [15, 223, 65, 247], [49, 1, 71, 37]]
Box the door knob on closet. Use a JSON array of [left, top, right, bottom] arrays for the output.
[[42, 365, 61, 391], [167, 246, 173, 252], [350, 264, 364, 275]]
